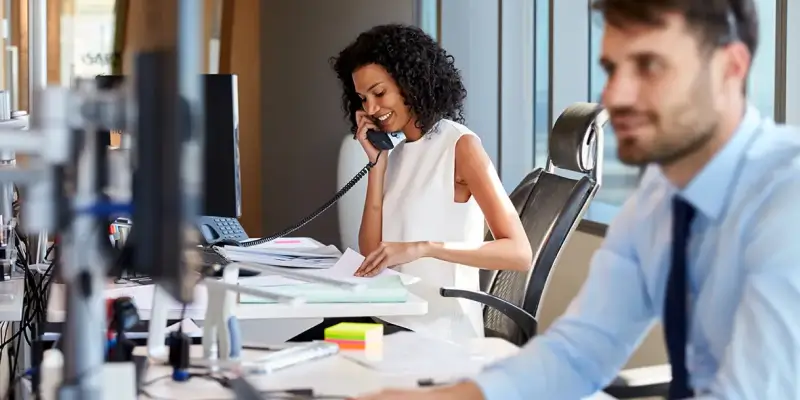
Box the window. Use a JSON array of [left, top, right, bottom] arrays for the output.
[[749, 0, 777, 119], [439, 0, 789, 227], [587, 0, 780, 206], [533, 0, 550, 169], [61, 0, 118, 83], [788, 0, 800, 126]]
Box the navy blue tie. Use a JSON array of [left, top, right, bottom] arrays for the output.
[[664, 197, 695, 399]]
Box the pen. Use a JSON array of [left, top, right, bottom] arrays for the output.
[[242, 344, 294, 352], [417, 378, 453, 387]]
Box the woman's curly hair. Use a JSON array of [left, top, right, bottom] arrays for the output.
[[331, 24, 467, 136]]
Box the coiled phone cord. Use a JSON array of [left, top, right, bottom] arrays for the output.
[[240, 151, 383, 247]]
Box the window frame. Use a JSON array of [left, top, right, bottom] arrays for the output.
[[422, 0, 790, 229]]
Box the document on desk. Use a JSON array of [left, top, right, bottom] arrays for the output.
[[236, 249, 421, 303], [223, 243, 342, 269], [233, 248, 420, 286], [239, 237, 324, 249], [225, 243, 341, 258], [291, 248, 421, 285]]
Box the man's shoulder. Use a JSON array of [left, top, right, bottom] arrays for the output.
[[731, 122, 800, 225], [744, 121, 800, 173]]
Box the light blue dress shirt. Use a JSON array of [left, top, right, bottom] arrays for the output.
[[474, 106, 800, 400]]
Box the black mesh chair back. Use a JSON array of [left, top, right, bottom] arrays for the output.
[[479, 103, 609, 345]]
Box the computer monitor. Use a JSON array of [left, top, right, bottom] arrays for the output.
[[97, 73, 242, 283], [202, 74, 242, 218], [94, 74, 242, 218]]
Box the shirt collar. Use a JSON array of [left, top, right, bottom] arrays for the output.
[[674, 105, 762, 220]]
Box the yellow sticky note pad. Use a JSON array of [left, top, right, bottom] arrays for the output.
[[324, 322, 384, 355]]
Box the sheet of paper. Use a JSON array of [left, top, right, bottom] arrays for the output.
[[301, 248, 421, 285]]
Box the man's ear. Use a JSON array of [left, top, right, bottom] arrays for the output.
[[724, 42, 752, 90]]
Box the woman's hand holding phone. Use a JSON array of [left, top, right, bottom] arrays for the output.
[[355, 110, 383, 164]]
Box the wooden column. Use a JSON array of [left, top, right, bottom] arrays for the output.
[[219, 0, 262, 236], [46, 0, 60, 83], [122, 0, 178, 74], [202, 0, 217, 73], [10, 1, 28, 111], [120, 0, 261, 234], [121, 0, 217, 74], [9, 0, 61, 110]]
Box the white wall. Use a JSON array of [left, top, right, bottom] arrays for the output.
[[259, 0, 417, 247]]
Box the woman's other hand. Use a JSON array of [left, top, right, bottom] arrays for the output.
[[354, 241, 427, 277]]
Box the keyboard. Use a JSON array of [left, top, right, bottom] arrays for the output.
[[245, 341, 339, 374]]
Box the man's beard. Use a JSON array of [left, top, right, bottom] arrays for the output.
[[612, 72, 718, 167], [615, 122, 717, 167]]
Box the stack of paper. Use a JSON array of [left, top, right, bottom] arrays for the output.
[[239, 275, 409, 304], [222, 242, 342, 269], [237, 248, 422, 286], [237, 248, 421, 304]]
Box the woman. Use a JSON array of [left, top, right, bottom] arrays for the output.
[[293, 24, 532, 342]]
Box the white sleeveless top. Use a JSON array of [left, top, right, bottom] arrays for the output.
[[378, 119, 487, 342]]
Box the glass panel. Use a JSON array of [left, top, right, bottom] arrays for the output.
[[418, 0, 439, 41], [533, 0, 550, 169], [749, 0, 777, 118]]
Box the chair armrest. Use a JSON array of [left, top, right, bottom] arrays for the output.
[[439, 287, 537, 341], [603, 364, 671, 398]]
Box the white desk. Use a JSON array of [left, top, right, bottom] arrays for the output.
[[46, 283, 428, 322], [136, 338, 615, 400], [46, 279, 428, 343], [48, 237, 428, 326]]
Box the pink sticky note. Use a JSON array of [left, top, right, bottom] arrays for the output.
[[274, 239, 302, 244]]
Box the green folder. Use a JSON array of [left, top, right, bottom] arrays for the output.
[[238, 275, 409, 304]]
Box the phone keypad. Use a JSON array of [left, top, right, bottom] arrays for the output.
[[211, 217, 248, 241]]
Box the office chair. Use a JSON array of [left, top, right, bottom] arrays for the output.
[[440, 102, 607, 346], [604, 365, 671, 398]]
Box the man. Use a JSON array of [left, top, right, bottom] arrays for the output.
[[355, 0, 800, 399]]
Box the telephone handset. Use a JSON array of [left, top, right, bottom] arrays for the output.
[[199, 128, 393, 248], [366, 130, 394, 151]]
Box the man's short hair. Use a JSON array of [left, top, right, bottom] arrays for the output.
[[591, 0, 759, 57]]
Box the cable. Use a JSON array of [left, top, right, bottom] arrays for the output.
[[4, 224, 47, 400], [241, 152, 383, 247]]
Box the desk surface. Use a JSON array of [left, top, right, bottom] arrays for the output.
[[137, 338, 614, 400], [47, 282, 428, 322]]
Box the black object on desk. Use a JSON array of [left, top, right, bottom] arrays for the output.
[[108, 297, 140, 363], [195, 246, 260, 277]]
